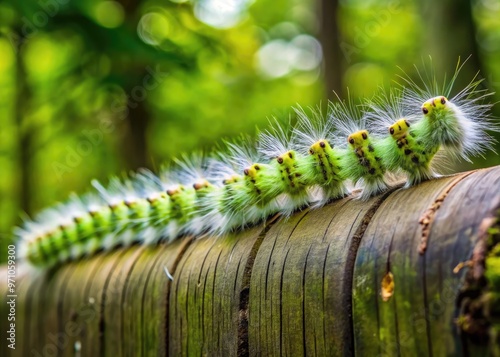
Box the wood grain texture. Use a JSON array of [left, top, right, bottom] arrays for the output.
[[1, 166, 499, 357], [169, 226, 263, 356]]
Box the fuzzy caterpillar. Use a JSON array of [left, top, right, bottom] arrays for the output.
[[15, 63, 498, 267]]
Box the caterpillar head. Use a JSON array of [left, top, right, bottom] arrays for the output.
[[347, 130, 369, 148], [421, 96, 448, 116], [276, 151, 296, 166], [389, 119, 410, 139], [308, 140, 331, 155]]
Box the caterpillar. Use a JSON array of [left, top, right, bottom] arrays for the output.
[[15, 61, 498, 267]]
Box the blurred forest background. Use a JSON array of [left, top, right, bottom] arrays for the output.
[[0, 0, 499, 260]]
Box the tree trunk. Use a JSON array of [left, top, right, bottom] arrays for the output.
[[419, 0, 483, 87], [318, 0, 344, 99], [121, 93, 150, 171], [1, 166, 500, 356], [15, 30, 32, 215]]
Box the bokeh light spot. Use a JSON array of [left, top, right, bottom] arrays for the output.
[[94, 1, 125, 29], [256, 40, 293, 78], [255, 34, 323, 79], [138, 12, 172, 46], [194, 0, 249, 29], [290, 35, 322, 71]]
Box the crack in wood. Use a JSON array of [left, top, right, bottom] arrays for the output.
[[279, 247, 291, 356], [119, 248, 146, 356], [237, 217, 281, 357], [165, 237, 193, 356], [137, 247, 172, 356], [344, 186, 401, 356], [418, 171, 476, 255], [98, 250, 130, 356], [302, 245, 312, 357]]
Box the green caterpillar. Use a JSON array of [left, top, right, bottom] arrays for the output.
[[16, 62, 498, 267]]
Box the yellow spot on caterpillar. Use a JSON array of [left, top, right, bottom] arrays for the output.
[[277, 151, 296, 166], [389, 118, 410, 139], [193, 180, 210, 190], [422, 96, 448, 115], [347, 130, 369, 147], [310, 140, 331, 153], [244, 164, 261, 179], [380, 271, 394, 302], [148, 191, 168, 203], [167, 186, 182, 197], [223, 175, 240, 185]]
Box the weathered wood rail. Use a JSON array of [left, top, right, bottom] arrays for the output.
[[1, 166, 500, 356]]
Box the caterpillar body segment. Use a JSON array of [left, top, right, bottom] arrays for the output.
[[343, 129, 388, 200], [164, 185, 196, 236], [168, 154, 219, 237], [299, 142, 348, 206], [258, 121, 312, 216], [366, 89, 439, 186], [198, 158, 248, 236], [383, 120, 438, 186], [227, 138, 282, 226], [130, 171, 172, 244], [292, 106, 349, 206], [93, 176, 161, 247], [329, 99, 389, 200]]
